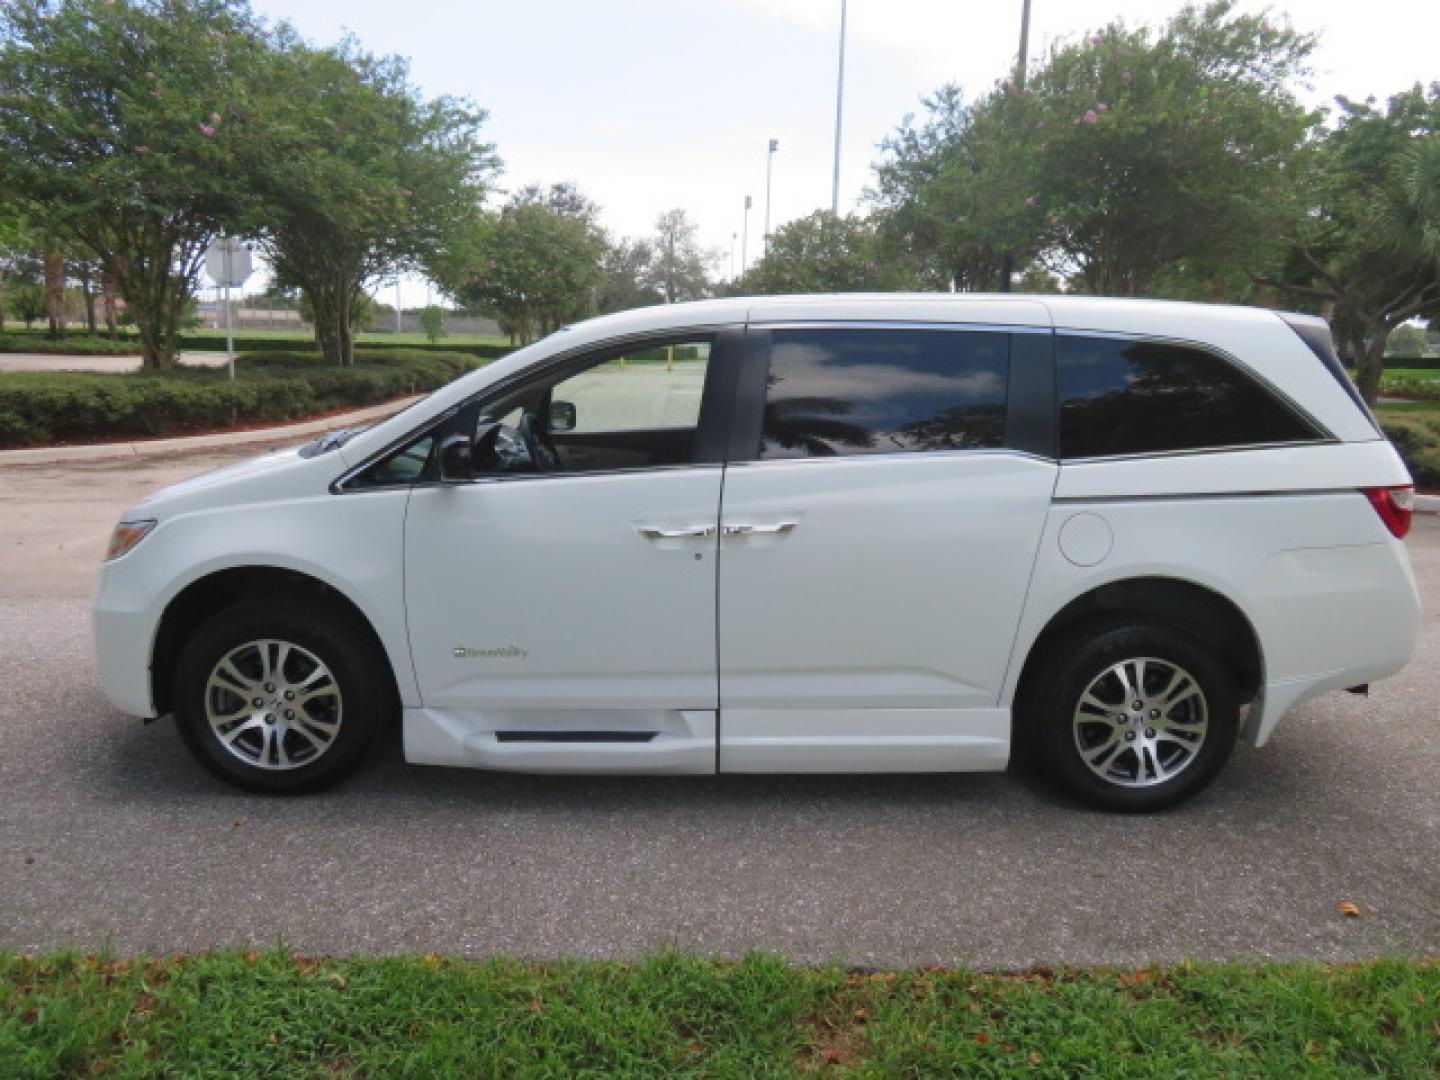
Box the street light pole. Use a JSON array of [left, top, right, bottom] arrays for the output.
[[730, 232, 737, 281], [831, 0, 847, 214], [742, 195, 752, 277], [222, 265, 234, 382], [998, 0, 1032, 294], [764, 138, 779, 253]]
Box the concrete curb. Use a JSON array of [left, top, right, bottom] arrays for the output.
[[0, 395, 423, 467]]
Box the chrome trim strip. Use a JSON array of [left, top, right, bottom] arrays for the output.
[[1053, 488, 1358, 504], [723, 447, 1056, 467], [410, 463, 724, 490], [1058, 438, 1342, 465], [749, 320, 1052, 334]]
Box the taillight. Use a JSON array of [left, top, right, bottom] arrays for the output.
[[1362, 486, 1414, 539]]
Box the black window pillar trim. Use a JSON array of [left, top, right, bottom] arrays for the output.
[[1004, 330, 1057, 459], [725, 324, 770, 464]]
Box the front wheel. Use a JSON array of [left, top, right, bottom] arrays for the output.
[[1024, 620, 1239, 811], [172, 599, 391, 794]]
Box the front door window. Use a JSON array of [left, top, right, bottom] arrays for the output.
[[473, 339, 713, 476]]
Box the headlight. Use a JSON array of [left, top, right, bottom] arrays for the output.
[[105, 520, 156, 561]]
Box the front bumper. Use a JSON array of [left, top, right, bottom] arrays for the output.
[[92, 564, 161, 718]]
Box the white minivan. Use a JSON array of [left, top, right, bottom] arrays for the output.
[[93, 295, 1421, 809]]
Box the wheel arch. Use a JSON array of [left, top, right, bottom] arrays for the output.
[[1012, 575, 1265, 715], [150, 565, 401, 718]]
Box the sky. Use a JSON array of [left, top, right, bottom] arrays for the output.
[[242, 0, 1440, 304]]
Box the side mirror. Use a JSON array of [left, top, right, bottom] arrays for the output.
[[438, 433, 472, 482], [549, 400, 577, 433]]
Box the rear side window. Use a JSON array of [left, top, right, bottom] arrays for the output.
[[760, 328, 1009, 459], [1057, 335, 1320, 459]]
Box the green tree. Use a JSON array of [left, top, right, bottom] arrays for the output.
[[418, 304, 446, 343], [598, 238, 663, 313], [0, 0, 267, 367], [1262, 85, 1440, 403], [8, 281, 47, 328], [746, 210, 912, 294], [873, 2, 1315, 297], [247, 33, 496, 365], [873, 84, 1030, 291], [1387, 323, 1428, 357], [437, 185, 606, 344], [649, 209, 712, 303]]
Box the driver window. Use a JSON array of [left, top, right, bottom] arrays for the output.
[[472, 339, 712, 476]]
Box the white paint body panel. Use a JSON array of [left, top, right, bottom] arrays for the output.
[[716, 453, 1057, 771], [89, 294, 1422, 783], [403, 469, 722, 712]]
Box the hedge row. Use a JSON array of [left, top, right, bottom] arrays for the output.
[[1379, 375, 1440, 401], [0, 334, 143, 356], [1379, 414, 1440, 489], [0, 331, 511, 361], [0, 349, 481, 447]]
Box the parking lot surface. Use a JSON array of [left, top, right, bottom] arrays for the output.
[[1, 446, 1437, 967]]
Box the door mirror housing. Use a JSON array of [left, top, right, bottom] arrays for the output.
[[549, 400, 577, 433], [438, 433, 472, 482]]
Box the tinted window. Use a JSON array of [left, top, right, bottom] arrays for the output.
[[760, 328, 1009, 459], [1057, 336, 1319, 459]]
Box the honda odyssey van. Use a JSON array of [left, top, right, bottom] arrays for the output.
[[92, 295, 1421, 809]]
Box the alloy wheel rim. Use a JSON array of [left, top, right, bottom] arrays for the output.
[[204, 639, 342, 771], [1072, 656, 1208, 788]]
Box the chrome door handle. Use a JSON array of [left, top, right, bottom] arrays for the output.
[[722, 521, 799, 536], [636, 524, 716, 540]]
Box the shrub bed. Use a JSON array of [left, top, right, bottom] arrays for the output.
[[1380, 375, 1440, 401], [0, 330, 511, 361], [1379, 413, 1440, 488], [0, 333, 143, 356], [0, 349, 480, 447], [178, 335, 512, 360]]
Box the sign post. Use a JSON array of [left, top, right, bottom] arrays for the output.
[[204, 237, 253, 380]]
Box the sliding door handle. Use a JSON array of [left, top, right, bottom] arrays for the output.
[[722, 521, 799, 537], [636, 524, 716, 540]]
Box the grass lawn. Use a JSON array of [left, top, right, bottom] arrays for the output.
[[2, 951, 1437, 1078]]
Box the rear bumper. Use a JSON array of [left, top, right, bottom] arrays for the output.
[[1246, 537, 1420, 745]]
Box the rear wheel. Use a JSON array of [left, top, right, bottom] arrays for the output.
[[1024, 620, 1239, 811], [172, 599, 391, 794]]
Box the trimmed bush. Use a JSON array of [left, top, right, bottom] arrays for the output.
[[177, 335, 511, 360], [0, 334, 143, 356], [0, 349, 482, 447], [0, 329, 511, 361], [1379, 375, 1440, 401], [1379, 414, 1440, 488]]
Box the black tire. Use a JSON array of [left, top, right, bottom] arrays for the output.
[[1021, 618, 1239, 811], [171, 597, 393, 794]]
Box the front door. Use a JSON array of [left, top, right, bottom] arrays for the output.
[[403, 331, 737, 773], [717, 324, 1058, 772]]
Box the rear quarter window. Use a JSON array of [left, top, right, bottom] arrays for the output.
[[1057, 335, 1322, 459]]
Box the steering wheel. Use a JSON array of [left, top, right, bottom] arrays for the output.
[[516, 410, 560, 472]]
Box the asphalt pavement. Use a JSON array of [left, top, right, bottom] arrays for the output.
[[0, 446, 1437, 967]]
